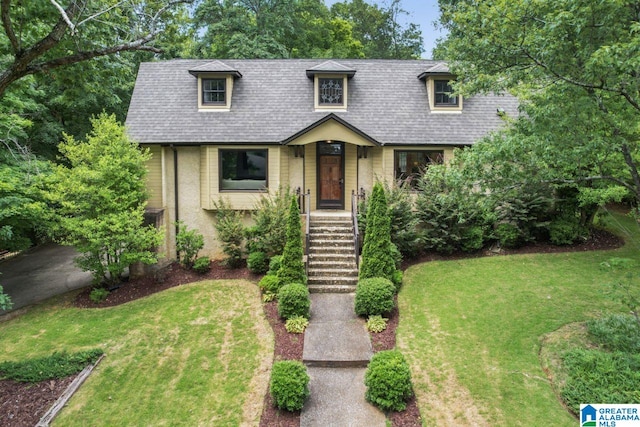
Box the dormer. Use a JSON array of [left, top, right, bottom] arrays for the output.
[[418, 63, 463, 113], [306, 60, 356, 111], [189, 60, 242, 111]]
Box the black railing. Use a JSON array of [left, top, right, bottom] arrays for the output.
[[351, 190, 360, 269], [301, 189, 311, 276]]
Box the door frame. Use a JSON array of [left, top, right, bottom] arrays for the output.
[[316, 142, 345, 209]]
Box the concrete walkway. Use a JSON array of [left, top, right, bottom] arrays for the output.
[[301, 293, 385, 426], [0, 243, 92, 315]]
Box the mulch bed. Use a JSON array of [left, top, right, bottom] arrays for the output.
[[0, 228, 624, 426]]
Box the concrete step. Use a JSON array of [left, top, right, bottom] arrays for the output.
[[309, 245, 354, 254], [310, 234, 353, 242], [308, 238, 354, 246], [308, 276, 358, 287], [308, 260, 356, 269], [308, 284, 357, 293], [310, 220, 352, 227], [308, 268, 358, 278], [308, 252, 356, 262]]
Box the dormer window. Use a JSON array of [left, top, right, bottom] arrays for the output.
[[434, 80, 458, 107], [307, 60, 356, 111], [202, 78, 226, 105], [418, 63, 463, 113], [189, 61, 242, 111]]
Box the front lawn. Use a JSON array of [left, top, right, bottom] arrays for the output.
[[0, 280, 272, 426], [397, 209, 639, 426]]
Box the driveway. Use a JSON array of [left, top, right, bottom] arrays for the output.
[[0, 243, 92, 315]]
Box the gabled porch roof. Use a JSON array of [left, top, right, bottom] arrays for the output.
[[283, 113, 379, 147]]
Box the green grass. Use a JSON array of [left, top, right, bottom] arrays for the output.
[[397, 209, 640, 426], [0, 280, 273, 426]]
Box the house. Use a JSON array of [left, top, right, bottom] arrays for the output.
[[125, 59, 518, 258]]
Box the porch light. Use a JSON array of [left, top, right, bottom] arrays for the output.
[[357, 146, 369, 159], [291, 145, 305, 158]]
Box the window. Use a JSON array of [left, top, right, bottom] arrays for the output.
[[220, 150, 267, 191], [434, 80, 458, 106], [318, 77, 344, 106], [202, 78, 226, 105], [394, 150, 444, 189]]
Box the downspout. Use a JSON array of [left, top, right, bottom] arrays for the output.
[[171, 145, 180, 260]]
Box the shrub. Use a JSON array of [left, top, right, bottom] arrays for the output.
[[270, 360, 310, 411], [460, 225, 485, 253], [175, 220, 204, 268], [277, 196, 307, 285], [212, 197, 245, 268], [391, 270, 403, 293], [278, 283, 310, 320], [549, 215, 584, 245], [0, 349, 104, 383], [355, 277, 396, 317], [0, 285, 13, 311], [494, 222, 524, 249], [246, 186, 293, 256], [247, 251, 269, 274], [561, 349, 640, 414], [360, 183, 398, 282], [89, 287, 109, 303], [259, 274, 282, 295], [193, 256, 211, 274], [364, 350, 413, 411], [285, 316, 309, 334], [587, 314, 640, 353], [366, 315, 388, 333], [268, 255, 283, 276]]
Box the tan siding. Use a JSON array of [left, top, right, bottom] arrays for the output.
[[200, 146, 212, 209], [371, 147, 384, 184], [280, 146, 289, 187], [144, 145, 163, 208], [345, 143, 357, 211], [381, 148, 395, 183], [305, 143, 317, 210]]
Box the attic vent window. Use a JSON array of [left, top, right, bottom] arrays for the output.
[[319, 78, 344, 105], [203, 78, 226, 105]]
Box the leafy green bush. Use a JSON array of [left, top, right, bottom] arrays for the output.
[[494, 222, 524, 249], [355, 277, 396, 316], [247, 251, 269, 274], [193, 256, 211, 274], [0, 285, 12, 311], [587, 314, 640, 353], [391, 270, 403, 292], [364, 350, 413, 411], [549, 215, 584, 245], [270, 360, 310, 411], [259, 274, 282, 295], [268, 255, 283, 276], [277, 283, 310, 320], [89, 287, 109, 303], [277, 196, 307, 285], [460, 225, 485, 253], [366, 315, 388, 333], [561, 349, 640, 414], [175, 220, 204, 268], [285, 316, 309, 334], [0, 349, 104, 383], [246, 186, 293, 256], [212, 197, 245, 268]]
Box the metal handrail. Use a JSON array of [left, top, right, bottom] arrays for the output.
[[351, 190, 360, 269], [304, 189, 311, 276]]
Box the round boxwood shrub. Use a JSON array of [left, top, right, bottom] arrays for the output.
[[268, 255, 283, 276], [270, 360, 310, 411], [259, 275, 282, 295], [354, 277, 396, 317], [364, 350, 413, 412], [247, 251, 269, 274], [277, 283, 310, 320]]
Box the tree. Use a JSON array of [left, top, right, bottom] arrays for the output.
[[359, 182, 397, 282], [277, 195, 306, 285], [48, 113, 162, 286], [437, 0, 640, 210], [0, 0, 192, 98]]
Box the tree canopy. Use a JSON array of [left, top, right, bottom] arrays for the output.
[[437, 0, 640, 210]]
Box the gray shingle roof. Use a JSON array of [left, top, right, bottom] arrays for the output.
[[126, 59, 519, 146]]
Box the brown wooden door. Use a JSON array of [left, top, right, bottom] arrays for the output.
[[318, 155, 343, 208]]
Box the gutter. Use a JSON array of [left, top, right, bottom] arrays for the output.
[[171, 145, 180, 260]]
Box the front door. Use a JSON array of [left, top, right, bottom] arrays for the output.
[[317, 142, 344, 209]]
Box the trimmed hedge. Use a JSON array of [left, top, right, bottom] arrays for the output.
[[270, 360, 310, 411], [277, 283, 310, 320], [364, 350, 413, 411], [354, 277, 396, 317]]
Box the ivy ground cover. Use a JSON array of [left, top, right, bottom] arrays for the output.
[[0, 280, 273, 426]]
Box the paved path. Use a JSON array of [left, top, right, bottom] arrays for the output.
[[301, 293, 385, 426], [0, 243, 92, 315]]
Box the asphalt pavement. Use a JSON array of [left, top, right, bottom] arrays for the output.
[[0, 243, 92, 315]]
